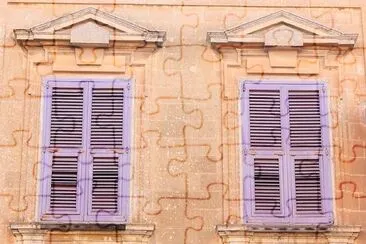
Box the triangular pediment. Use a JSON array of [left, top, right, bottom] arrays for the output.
[[14, 7, 166, 47], [207, 10, 357, 47]]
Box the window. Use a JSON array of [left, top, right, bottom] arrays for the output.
[[241, 81, 333, 225], [39, 79, 131, 223]]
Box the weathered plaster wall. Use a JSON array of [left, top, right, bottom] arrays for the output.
[[0, 1, 366, 243]]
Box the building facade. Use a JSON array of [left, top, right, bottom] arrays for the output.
[[0, 0, 366, 243]]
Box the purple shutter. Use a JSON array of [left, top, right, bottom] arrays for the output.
[[86, 80, 131, 222], [40, 79, 131, 223], [243, 81, 333, 225], [287, 85, 333, 224], [40, 81, 88, 222], [243, 84, 286, 224]]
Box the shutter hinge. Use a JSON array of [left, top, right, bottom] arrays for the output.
[[127, 82, 131, 91], [115, 147, 130, 154], [274, 151, 284, 156], [46, 148, 58, 153], [324, 148, 329, 156], [322, 84, 326, 94], [244, 148, 255, 155]]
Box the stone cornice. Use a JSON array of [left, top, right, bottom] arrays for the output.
[[13, 7, 166, 48], [207, 10, 357, 48], [10, 223, 155, 243], [216, 224, 361, 244]]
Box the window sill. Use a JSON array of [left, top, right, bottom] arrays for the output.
[[216, 224, 361, 244], [9, 223, 155, 243]]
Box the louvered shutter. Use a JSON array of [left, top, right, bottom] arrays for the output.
[[242, 81, 332, 225], [86, 81, 131, 222], [243, 85, 286, 224], [287, 85, 333, 224], [41, 81, 88, 221]]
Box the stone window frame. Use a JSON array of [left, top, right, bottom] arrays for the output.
[[10, 7, 166, 243], [207, 10, 361, 243]]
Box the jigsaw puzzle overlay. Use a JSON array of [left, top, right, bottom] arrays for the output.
[[0, 1, 365, 243]]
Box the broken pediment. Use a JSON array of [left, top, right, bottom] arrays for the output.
[[207, 10, 357, 47], [14, 7, 166, 47]]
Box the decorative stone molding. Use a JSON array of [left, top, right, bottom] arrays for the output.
[[207, 11, 358, 76], [10, 223, 155, 244], [216, 225, 361, 244], [13, 7, 166, 74], [13, 7, 166, 48], [207, 10, 357, 48]]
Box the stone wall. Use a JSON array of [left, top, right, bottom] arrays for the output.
[[0, 1, 365, 243]]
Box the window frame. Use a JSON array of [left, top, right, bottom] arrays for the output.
[[38, 78, 132, 223], [240, 80, 334, 226]]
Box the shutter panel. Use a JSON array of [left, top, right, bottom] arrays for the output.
[[90, 87, 124, 148], [244, 85, 286, 223], [48, 85, 85, 214], [50, 87, 84, 147], [41, 82, 88, 221], [253, 158, 282, 215], [86, 82, 129, 221], [288, 90, 322, 148], [249, 89, 282, 148], [91, 155, 119, 213], [50, 154, 79, 212], [294, 158, 322, 215]]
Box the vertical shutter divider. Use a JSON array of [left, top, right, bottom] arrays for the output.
[[40, 82, 52, 219], [280, 86, 292, 221], [120, 80, 132, 221], [81, 81, 92, 221], [319, 83, 333, 221]]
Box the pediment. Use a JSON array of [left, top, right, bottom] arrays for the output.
[[207, 10, 357, 47], [14, 7, 166, 47]]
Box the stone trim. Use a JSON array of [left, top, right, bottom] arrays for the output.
[[216, 225, 361, 244], [10, 223, 155, 244], [207, 10, 357, 47], [13, 7, 166, 47]]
